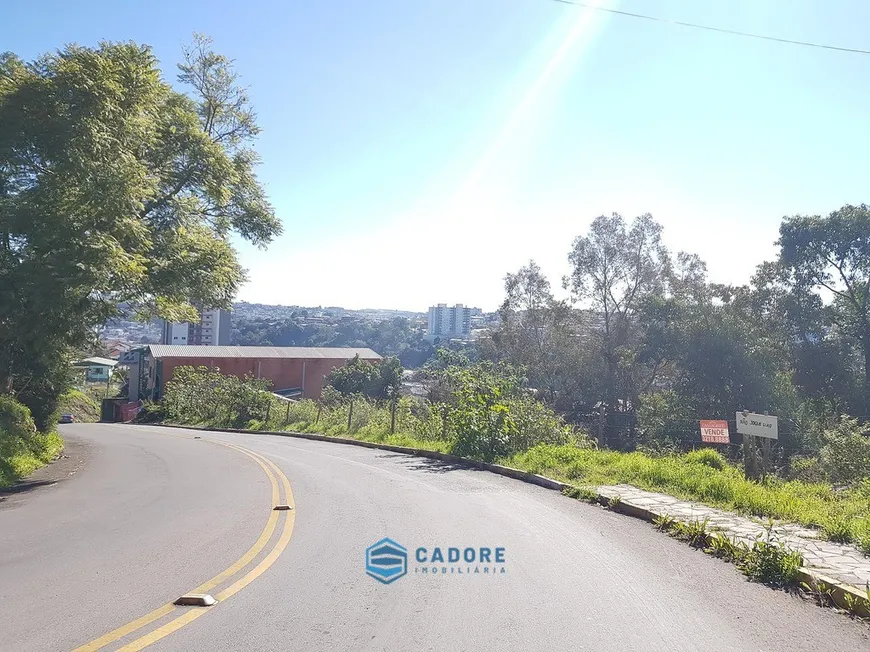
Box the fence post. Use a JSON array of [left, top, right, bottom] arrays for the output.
[[743, 433, 758, 481], [743, 433, 751, 479], [347, 399, 354, 432], [285, 400, 291, 426], [390, 397, 397, 434], [597, 404, 606, 448]]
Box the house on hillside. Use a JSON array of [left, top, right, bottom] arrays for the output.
[[72, 356, 118, 383]]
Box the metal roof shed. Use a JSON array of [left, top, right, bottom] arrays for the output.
[[146, 345, 381, 360]]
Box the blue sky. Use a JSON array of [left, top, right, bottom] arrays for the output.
[[4, 1, 869, 311]]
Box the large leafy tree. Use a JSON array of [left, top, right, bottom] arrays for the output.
[[0, 36, 280, 425], [566, 213, 671, 415], [636, 260, 801, 452], [326, 355, 404, 402], [744, 261, 863, 415], [775, 204, 870, 412], [493, 260, 578, 405]]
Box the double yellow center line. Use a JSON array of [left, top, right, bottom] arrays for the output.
[[73, 439, 295, 652]]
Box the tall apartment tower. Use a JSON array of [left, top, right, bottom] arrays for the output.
[[161, 308, 231, 346], [426, 304, 471, 340]]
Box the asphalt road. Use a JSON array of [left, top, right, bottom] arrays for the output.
[[1, 424, 867, 652]]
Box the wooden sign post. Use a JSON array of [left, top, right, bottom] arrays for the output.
[[736, 411, 778, 482]]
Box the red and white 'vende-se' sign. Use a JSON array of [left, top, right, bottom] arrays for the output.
[[699, 420, 730, 444]]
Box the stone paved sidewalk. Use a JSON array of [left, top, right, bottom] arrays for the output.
[[597, 484, 870, 592]]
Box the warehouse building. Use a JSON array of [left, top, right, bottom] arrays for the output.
[[128, 345, 382, 401]]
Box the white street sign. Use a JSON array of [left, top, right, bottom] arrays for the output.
[[735, 412, 778, 440]]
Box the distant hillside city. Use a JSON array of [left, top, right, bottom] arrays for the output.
[[98, 302, 498, 368]]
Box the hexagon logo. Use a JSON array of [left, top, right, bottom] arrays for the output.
[[366, 538, 407, 584]]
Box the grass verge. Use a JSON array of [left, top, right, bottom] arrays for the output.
[[58, 389, 100, 423], [0, 431, 64, 488], [503, 445, 870, 546], [283, 420, 452, 454]]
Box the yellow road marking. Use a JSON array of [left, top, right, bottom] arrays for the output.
[[216, 446, 295, 603], [73, 438, 294, 652], [115, 444, 296, 651], [191, 448, 281, 595], [71, 605, 177, 652]]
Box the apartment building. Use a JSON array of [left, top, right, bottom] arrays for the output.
[[426, 303, 472, 340], [160, 308, 231, 346]]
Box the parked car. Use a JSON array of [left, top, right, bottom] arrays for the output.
[[59, 413, 75, 424]]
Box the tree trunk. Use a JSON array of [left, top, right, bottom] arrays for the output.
[[864, 332, 870, 415], [604, 351, 617, 449], [347, 399, 354, 432], [390, 398, 397, 434]]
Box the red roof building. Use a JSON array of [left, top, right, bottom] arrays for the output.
[[143, 345, 382, 400]]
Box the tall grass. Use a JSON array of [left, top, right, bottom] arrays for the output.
[[276, 397, 451, 452], [505, 444, 870, 545]]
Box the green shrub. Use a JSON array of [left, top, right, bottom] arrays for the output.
[[0, 395, 38, 460], [706, 533, 749, 562], [163, 366, 272, 429], [134, 400, 166, 423], [285, 399, 320, 425], [787, 455, 827, 483], [685, 448, 726, 470], [653, 514, 676, 531], [510, 396, 574, 451], [670, 518, 712, 548], [819, 417, 870, 484], [739, 540, 803, 586], [442, 363, 586, 462], [0, 396, 63, 487], [636, 390, 693, 452], [451, 402, 515, 462]]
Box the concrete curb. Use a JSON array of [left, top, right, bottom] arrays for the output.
[[795, 569, 870, 618], [134, 421, 869, 617], [598, 490, 870, 618]]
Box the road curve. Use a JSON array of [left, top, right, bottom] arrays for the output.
[[1, 424, 867, 651]]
